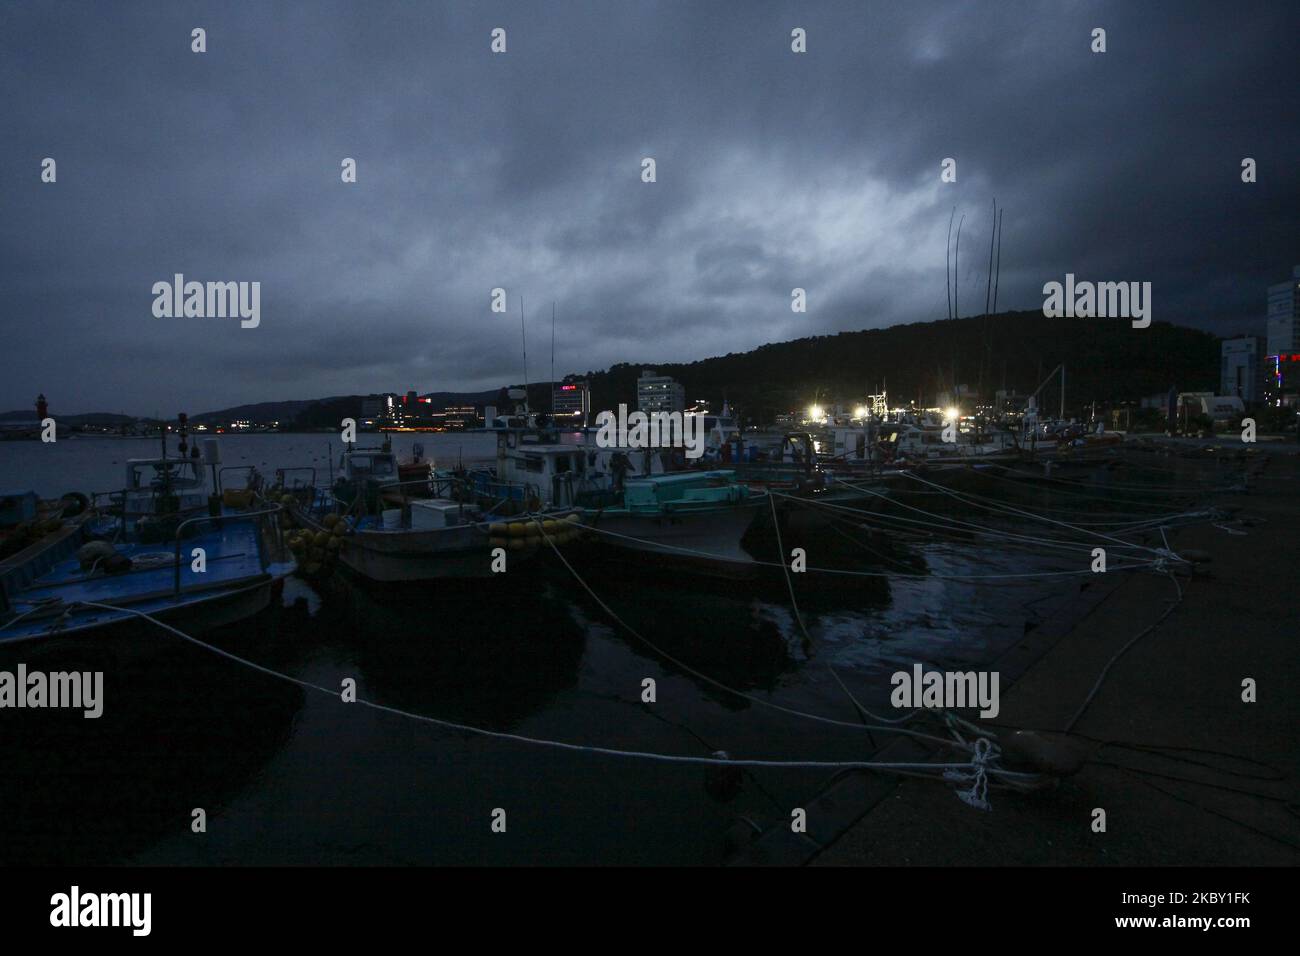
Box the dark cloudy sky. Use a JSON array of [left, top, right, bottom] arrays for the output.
[[2, 0, 1297, 415]]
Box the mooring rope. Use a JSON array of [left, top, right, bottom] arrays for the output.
[[893, 471, 1196, 560], [1063, 569, 1186, 733], [68, 600, 1035, 798], [998, 465, 1235, 497], [529, 521, 982, 746], [768, 492, 812, 645], [791, 484, 1162, 557], [972, 466, 1202, 509], [900, 471, 1218, 524], [571, 500, 1164, 578]]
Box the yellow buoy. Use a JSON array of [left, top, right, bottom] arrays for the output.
[[489, 522, 507, 536], [323, 513, 339, 529], [508, 522, 528, 537], [313, 531, 330, 548]]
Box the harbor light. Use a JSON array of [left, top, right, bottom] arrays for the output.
[[945, 406, 960, 423], [807, 404, 824, 422], [854, 405, 869, 419]]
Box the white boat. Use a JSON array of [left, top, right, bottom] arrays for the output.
[[881, 422, 1021, 465]]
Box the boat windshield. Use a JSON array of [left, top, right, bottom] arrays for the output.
[[346, 454, 396, 478]]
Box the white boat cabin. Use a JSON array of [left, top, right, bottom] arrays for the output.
[[883, 424, 1018, 460], [122, 457, 209, 516], [494, 429, 594, 508], [341, 446, 398, 482]]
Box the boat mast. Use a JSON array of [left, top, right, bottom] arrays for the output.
[[519, 295, 529, 415], [953, 213, 964, 321], [945, 207, 955, 321], [992, 207, 1004, 314], [985, 198, 996, 318], [981, 199, 996, 395]]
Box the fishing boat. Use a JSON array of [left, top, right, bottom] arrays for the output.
[[721, 433, 895, 541], [0, 426, 293, 645], [277, 437, 581, 583], [463, 428, 767, 578], [881, 422, 1022, 467], [0, 490, 91, 563]]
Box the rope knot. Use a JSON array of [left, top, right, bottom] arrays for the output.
[[943, 736, 993, 811]]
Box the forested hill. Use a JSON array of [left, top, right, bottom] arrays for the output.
[[564, 311, 1220, 423]]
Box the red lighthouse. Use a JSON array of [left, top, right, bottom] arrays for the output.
[[35, 394, 48, 419]]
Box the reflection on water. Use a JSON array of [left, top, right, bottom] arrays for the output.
[[0, 623, 300, 866]]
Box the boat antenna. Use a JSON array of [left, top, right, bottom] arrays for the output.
[[551, 300, 556, 414], [992, 206, 1004, 314], [519, 295, 529, 413], [953, 213, 964, 321], [945, 207, 955, 321], [981, 198, 996, 394], [985, 198, 996, 317]]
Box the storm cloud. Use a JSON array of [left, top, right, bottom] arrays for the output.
[[1, 0, 1296, 414]]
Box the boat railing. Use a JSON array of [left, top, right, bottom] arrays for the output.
[[172, 504, 283, 597], [87, 487, 128, 539], [463, 472, 548, 514], [274, 468, 320, 512], [219, 465, 264, 494], [276, 467, 318, 489], [313, 475, 473, 527], [374, 475, 465, 499], [88, 486, 208, 540]]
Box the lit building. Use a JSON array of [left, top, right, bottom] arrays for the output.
[[552, 381, 590, 424], [397, 391, 434, 424], [361, 393, 396, 427], [1220, 336, 1265, 404], [1267, 351, 1300, 406], [1264, 267, 1300, 406], [443, 405, 479, 429], [1266, 265, 1300, 356], [636, 370, 685, 414]]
